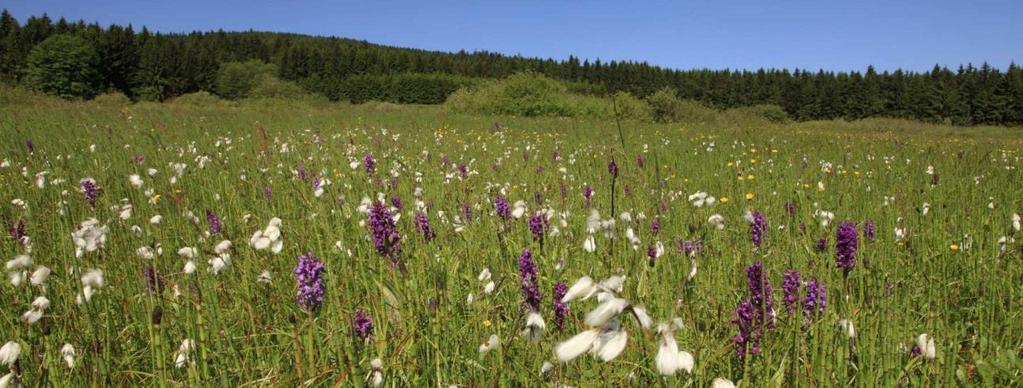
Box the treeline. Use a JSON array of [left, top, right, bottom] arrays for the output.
[[1, 11, 1021, 125]]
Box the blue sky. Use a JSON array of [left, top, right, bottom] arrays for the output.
[[5, 0, 1021, 72]]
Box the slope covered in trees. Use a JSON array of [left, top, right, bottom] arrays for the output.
[[1, 10, 1021, 126]]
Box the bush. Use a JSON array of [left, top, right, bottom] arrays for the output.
[[447, 72, 649, 121], [644, 87, 719, 123], [732, 104, 791, 124], [249, 74, 317, 100], [215, 60, 276, 99], [91, 92, 132, 106], [24, 34, 101, 99], [335, 73, 475, 104], [170, 91, 231, 107]]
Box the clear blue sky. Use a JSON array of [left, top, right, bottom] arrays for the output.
[[5, 0, 1021, 72]]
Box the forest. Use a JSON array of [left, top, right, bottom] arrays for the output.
[[1, 10, 1021, 125]]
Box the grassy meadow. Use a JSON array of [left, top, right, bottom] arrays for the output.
[[1, 87, 1022, 387]]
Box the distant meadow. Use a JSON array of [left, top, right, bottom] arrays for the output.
[[0, 86, 1021, 386]]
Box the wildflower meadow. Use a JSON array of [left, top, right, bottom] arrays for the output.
[[1, 95, 1022, 387]]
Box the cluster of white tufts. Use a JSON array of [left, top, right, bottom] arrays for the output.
[[249, 217, 283, 254], [71, 218, 109, 258], [75, 269, 104, 305], [554, 275, 654, 363], [688, 191, 716, 208]]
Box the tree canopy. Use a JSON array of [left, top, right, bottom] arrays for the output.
[[1, 10, 1020, 125]]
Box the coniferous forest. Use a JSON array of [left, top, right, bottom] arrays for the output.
[[2, 11, 1021, 126]]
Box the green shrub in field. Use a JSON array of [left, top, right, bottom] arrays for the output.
[[170, 91, 233, 107], [644, 87, 719, 124], [335, 73, 476, 104], [725, 104, 791, 124], [24, 34, 102, 99], [447, 72, 650, 121], [249, 74, 320, 101], [91, 92, 133, 107], [215, 60, 277, 99]]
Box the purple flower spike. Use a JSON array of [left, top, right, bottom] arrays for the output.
[[782, 270, 801, 314], [353, 309, 374, 340], [369, 202, 402, 266], [415, 211, 435, 241], [494, 195, 510, 221], [751, 211, 767, 248], [206, 210, 221, 236], [518, 248, 541, 312], [364, 154, 376, 174], [80, 178, 99, 208], [552, 282, 568, 331], [294, 253, 326, 311], [836, 222, 858, 272]]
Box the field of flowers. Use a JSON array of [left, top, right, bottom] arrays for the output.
[[1, 98, 1022, 387]]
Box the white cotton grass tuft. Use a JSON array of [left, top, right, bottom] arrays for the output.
[[76, 269, 104, 305], [6, 254, 32, 287], [478, 334, 500, 354], [208, 239, 233, 275], [511, 200, 527, 219], [19, 296, 51, 325], [554, 329, 600, 362], [1013, 213, 1021, 232], [0, 341, 20, 366], [522, 312, 546, 341], [712, 378, 737, 388], [249, 217, 284, 254], [688, 191, 716, 207], [257, 270, 272, 283], [838, 319, 856, 339], [591, 321, 628, 361], [708, 214, 725, 230], [583, 235, 596, 253], [585, 297, 628, 327], [174, 339, 196, 368], [654, 324, 694, 375], [916, 334, 937, 359], [61, 343, 76, 368], [71, 218, 109, 258], [368, 358, 384, 387], [561, 276, 595, 303], [30, 266, 51, 287]]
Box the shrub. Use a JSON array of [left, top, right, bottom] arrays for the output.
[[337, 73, 475, 104], [249, 74, 316, 100], [91, 92, 132, 106], [170, 91, 230, 107], [447, 72, 648, 120], [215, 60, 276, 99], [24, 34, 101, 99]]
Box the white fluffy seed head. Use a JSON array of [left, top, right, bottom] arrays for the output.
[[554, 329, 599, 362]]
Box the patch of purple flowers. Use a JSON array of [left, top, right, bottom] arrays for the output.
[[369, 202, 402, 266], [294, 253, 326, 311], [80, 178, 99, 208], [206, 210, 221, 236], [552, 282, 568, 331], [782, 270, 801, 314], [415, 211, 435, 241], [495, 195, 510, 221], [751, 211, 767, 248], [364, 154, 376, 174], [518, 248, 541, 312], [836, 222, 858, 273], [528, 214, 548, 242], [353, 309, 374, 340]]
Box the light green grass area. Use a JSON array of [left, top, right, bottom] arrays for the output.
[[1, 86, 1022, 386]]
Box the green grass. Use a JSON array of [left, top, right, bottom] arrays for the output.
[[1, 86, 1022, 386]]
